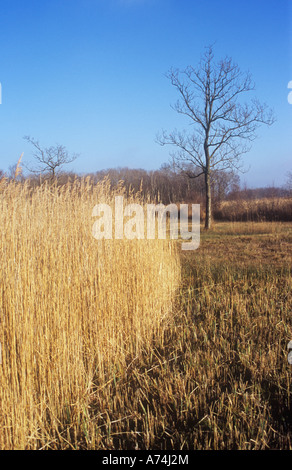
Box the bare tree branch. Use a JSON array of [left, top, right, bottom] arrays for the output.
[[157, 45, 275, 229], [23, 136, 78, 180]]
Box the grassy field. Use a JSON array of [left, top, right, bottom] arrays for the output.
[[0, 179, 180, 449], [214, 197, 292, 222], [84, 221, 292, 450], [0, 180, 291, 449]]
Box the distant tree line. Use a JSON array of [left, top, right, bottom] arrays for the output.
[[83, 164, 241, 208], [227, 185, 291, 200], [1, 163, 291, 205]]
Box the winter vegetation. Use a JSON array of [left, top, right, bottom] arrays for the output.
[[0, 160, 291, 449]]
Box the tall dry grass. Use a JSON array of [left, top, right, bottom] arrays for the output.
[[214, 197, 292, 222], [0, 178, 180, 449], [67, 222, 292, 450]]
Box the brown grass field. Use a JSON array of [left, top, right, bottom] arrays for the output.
[[0, 179, 292, 449], [214, 197, 292, 222]]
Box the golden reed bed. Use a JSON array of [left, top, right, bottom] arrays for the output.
[[0, 178, 180, 449]]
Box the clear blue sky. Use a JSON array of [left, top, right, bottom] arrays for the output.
[[0, 0, 291, 187]]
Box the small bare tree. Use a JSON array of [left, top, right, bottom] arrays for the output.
[[24, 136, 78, 180], [157, 45, 275, 229]]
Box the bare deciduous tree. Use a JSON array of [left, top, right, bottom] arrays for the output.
[[157, 45, 275, 229], [24, 136, 78, 180]]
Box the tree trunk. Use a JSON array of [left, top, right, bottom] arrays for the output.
[[205, 171, 211, 229], [204, 136, 212, 229]]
